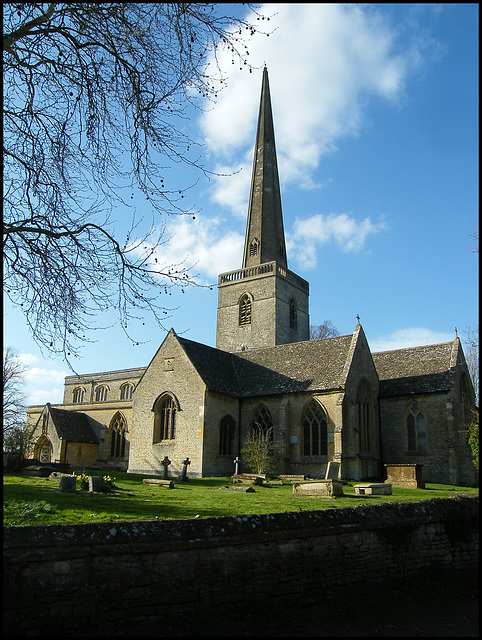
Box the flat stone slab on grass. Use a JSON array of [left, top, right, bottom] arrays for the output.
[[232, 474, 265, 485], [22, 466, 52, 477], [279, 474, 308, 482], [219, 485, 256, 493], [354, 483, 392, 496], [142, 478, 175, 488], [292, 479, 344, 497]]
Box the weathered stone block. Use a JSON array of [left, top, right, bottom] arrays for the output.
[[89, 476, 104, 492], [59, 476, 76, 492], [354, 483, 392, 495], [292, 479, 344, 497]]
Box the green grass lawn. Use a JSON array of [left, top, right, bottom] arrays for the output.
[[3, 469, 478, 527]]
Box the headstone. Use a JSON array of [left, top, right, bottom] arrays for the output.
[[161, 456, 171, 479], [178, 458, 191, 482], [325, 461, 340, 481], [384, 464, 424, 489], [234, 456, 241, 476], [59, 476, 76, 492], [88, 476, 104, 492]]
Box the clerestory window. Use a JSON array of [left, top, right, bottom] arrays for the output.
[[120, 383, 134, 401], [73, 387, 85, 404], [95, 386, 108, 402]]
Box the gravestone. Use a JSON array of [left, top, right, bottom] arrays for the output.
[[143, 478, 175, 488], [325, 461, 340, 480], [219, 485, 255, 493], [292, 479, 344, 497], [384, 464, 424, 489], [89, 476, 104, 492], [161, 456, 171, 480], [354, 483, 392, 496], [178, 458, 191, 482], [59, 476, 76, 492], [234, 456, 241, 476]]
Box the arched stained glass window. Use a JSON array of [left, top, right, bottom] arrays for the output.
[[219, 415, 236, 456], [153, 395, 177, 443], [407, 403, 426, 451], [302, 399, 327, 456], [109, 412, 128, 458]]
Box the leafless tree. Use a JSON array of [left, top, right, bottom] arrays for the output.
[[310, 320, 340, 340], [3, 3, 268, 363], [3, 347, 27, 440]]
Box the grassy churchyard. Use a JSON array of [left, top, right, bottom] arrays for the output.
[[3, 469, 478, 526]]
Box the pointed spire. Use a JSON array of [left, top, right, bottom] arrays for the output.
[[242, 67, 287, 269]]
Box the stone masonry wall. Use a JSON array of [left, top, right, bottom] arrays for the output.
[[3, 497, 478, 637]]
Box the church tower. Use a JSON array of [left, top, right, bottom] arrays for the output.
[[216, 68, 310, 352]]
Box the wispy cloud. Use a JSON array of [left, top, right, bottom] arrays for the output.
[[370, 328, 455, 353], [200, 3, 426, 215], [289, 212, 387, 269]]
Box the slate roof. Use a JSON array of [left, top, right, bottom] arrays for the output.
[[48, 405, 99, 444], [178, 334, 354, 397], [372, 341, 457, 397]]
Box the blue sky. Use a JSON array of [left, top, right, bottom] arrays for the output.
[[3, 3, 479, 406]]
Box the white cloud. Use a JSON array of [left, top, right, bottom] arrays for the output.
[[370, 328, 455, 353], [28, 388, 64, 406], [289, 212, 386, 269], [132, 216, 245, 284], [24, 367, 67, 385], [200, 3, 422, 214]]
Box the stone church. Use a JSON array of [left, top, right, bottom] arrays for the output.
[[26, 69, 477, 485]]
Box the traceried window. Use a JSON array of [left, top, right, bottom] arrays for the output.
[[289, 298, 297, 329], [109, 412, 128, 458], [407, 403, 426, 451], [302, 399, 327, 456], [239, 294, 252, 326], [249, 238, 260, 257], [219, 415, 236, 456], [356, 380, 373, 452], [249, 405, 273, 439], [120, 383, 134, 401], [73, 387, 85, 404], [153, 394, 178, 443], [95, 386, 108, 402]]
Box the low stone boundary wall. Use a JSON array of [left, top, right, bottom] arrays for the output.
[[3, 496, 478, 636]]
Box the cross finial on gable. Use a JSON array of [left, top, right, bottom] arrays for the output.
[[356, 314, 360, 325]]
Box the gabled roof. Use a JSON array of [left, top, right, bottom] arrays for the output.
[[372, 340, 458, 397], [177, 333, 354, 397], [47, 405, 99, 444]]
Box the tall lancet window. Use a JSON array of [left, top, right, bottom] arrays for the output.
[[289, 298, 297, 329], [239, 294, 252, 326]]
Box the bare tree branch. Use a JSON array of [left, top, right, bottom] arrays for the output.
[[3, 3, 269, 366]]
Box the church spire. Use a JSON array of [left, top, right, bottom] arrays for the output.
[[242, 67, 287, 269]]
